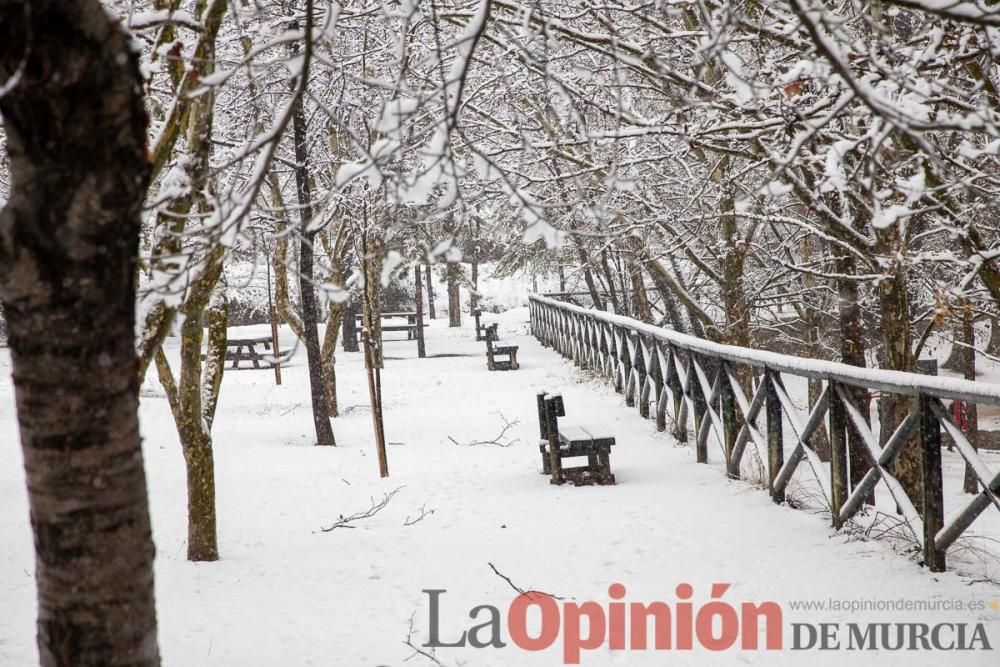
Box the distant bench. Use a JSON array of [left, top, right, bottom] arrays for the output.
[[354, 312, 427, 342], [485, 323, 519, 371], [209, 337, 291, 370], [536, 391, 616, 485], [473, 308, 488, 341]]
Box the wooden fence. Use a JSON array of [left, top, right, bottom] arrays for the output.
[[529, 294, 1000, 572]]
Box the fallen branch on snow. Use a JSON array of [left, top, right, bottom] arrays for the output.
[[403, 613, 444, 665], [320, 487, 403, 532], [403, 504, 435, 526], [487, 562, 568, 600], [447, 414, 520, 448]]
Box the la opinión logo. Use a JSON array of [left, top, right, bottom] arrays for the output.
[[423, 583, 783, 664]]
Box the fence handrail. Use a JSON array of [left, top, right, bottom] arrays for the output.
[[530, 294, 1000, 406]]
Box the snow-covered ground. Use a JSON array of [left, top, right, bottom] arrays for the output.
[[1, 310, 999, 665]]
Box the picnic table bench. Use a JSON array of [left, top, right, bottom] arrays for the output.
[[354, 312, 427, 341], [484, 323, 519, 371], [211, 336, 292, 370], [536, 391, 616, 485]]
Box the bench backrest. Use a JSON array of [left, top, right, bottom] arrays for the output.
[[536, 391, 565, 439]]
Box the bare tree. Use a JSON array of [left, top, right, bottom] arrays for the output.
[[0, 1, 159, 663]]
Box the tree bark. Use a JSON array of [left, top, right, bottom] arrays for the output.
[[878, 261, 921, 506], [425, 263, 437, 319], [447, 262, 462, 327], [989, 315, 1000, 357], [362, 230, 385, 368], [0, 2, 160, 663], [291, 58, 335, 447], [958, 304, 980, 493], [319, 225, 349, 416]]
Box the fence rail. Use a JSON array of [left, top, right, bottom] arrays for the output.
[[529, 294, 1000, 573]]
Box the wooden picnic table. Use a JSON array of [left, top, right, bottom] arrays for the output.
[[222, 336, 288, 370], [355, 311, 418, 321], [354, 312, 426, 341]]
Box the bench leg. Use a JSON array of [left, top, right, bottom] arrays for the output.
[[598, 449, 615, 485], [544, 398, 563, 485], [231, 344, 243, 370]]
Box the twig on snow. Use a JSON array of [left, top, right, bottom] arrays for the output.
[[448, 414, 520, 448], [403, 504, 435, 526], [320, 486, 403, 532], [487, 562, 567, 600], [403, 613, 444, 665]]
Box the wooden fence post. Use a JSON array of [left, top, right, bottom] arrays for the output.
[[828, 380, 848, 528], [691, 355, 708, 463], [765, 369, 784, 503], [721, 362, 739, 479], [920, 394, 946, 572], [667, 345, 687, 443]]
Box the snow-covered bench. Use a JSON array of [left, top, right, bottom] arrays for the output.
[[536, 391, 616, 485], [473, 308, 489, 341], [485, 323, 519, 371], [203, 337, 292, 370]]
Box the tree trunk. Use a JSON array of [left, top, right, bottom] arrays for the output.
[[839, 274, 872, 489], [989, 315, 1000, 357], [958, 304, 980, 493], [629, 260, 653, 323], [941, 314, 967, 370], [414, 265, 427, 358], [291, 68, 335, 447], [362, 231, 385, 368], [878, 264, 921, 506], [470, 218, 480, 313], [471, 258, 479, 313], [0, 2, 160, 663], [425, 262, 437, 319], [319, 225, 349, 417], [447, 262, 462, 327]]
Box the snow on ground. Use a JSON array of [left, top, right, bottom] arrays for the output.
[[1, 310, 999, 666]]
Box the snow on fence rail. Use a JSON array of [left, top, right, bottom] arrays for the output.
[[529, 293, 1000, 573]]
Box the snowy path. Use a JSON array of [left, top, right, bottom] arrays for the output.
[[1, 310, 998, 666]]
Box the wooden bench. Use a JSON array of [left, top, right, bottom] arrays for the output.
[[212, 337, 292, 370], [485, 323, 519, 371], [536, 391, 616, 485], [354, 312, 427, 341], [473, 308, 488, 341]]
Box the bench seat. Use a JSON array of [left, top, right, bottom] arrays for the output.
[[558, 425, 616, 450]]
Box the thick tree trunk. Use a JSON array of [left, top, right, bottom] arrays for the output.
[[837, 272, 871, 489], [878, 264, 921, 506], [447, 262, 462, 327], [291, 75, 335, 447], [0, 2, 160, 663]]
